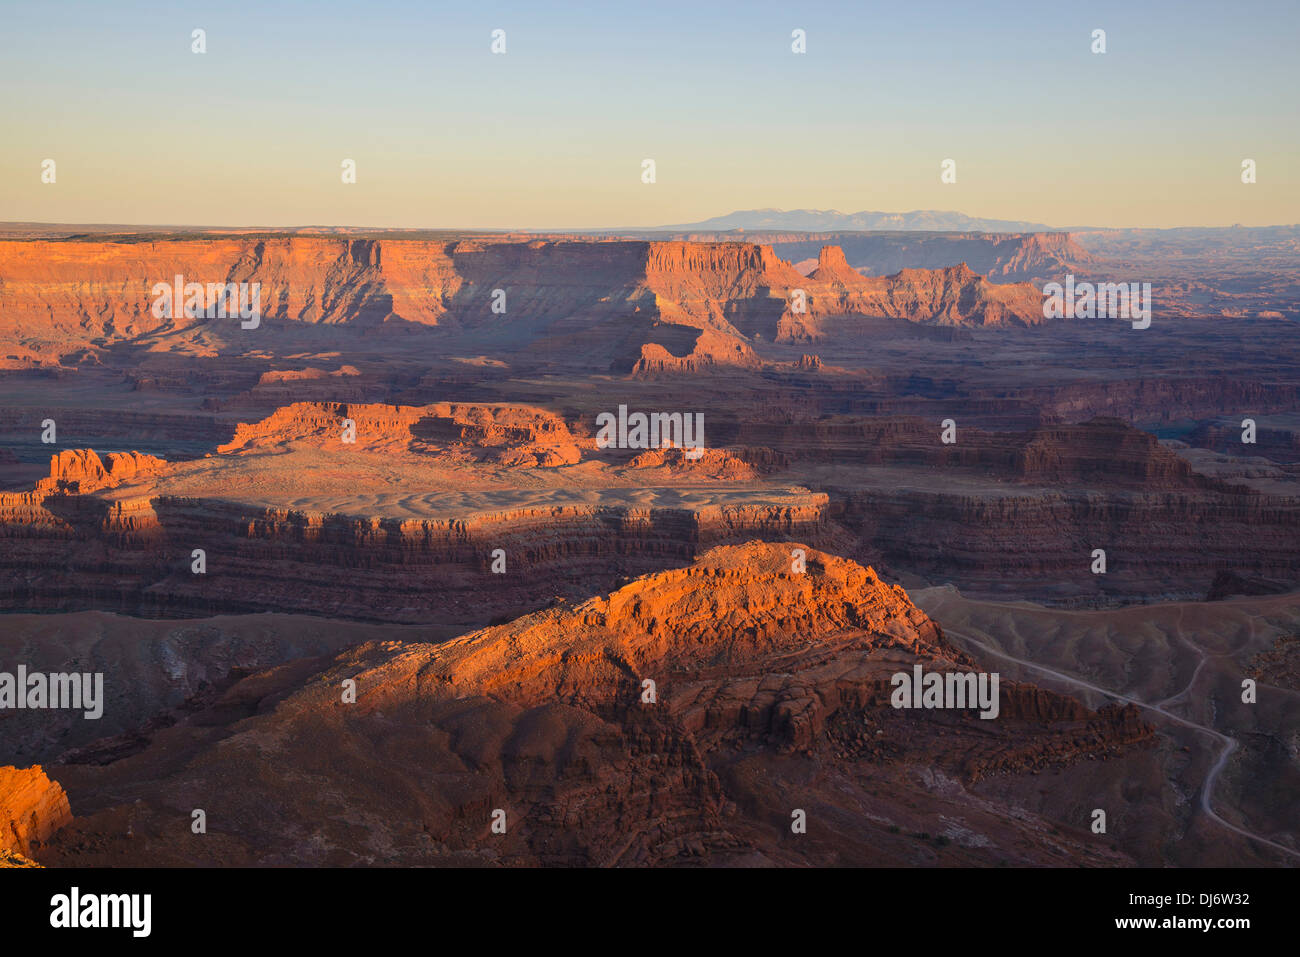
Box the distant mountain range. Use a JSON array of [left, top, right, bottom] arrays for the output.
[[660, 209, 1055, 233]]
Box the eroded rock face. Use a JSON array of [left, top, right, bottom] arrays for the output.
[[793, 252, 1048, 334], [630, 328, 763, 375], [0, 397, 846, 624], [0, 237, 1052, 369], [218, 401, 583, 467], [677, 230, 1098, 284], [0, 849, 42, 867], [742, 415, 1215, 486], [1, 410, 1293, 619], [714, 415, 1300, 601], [0, 481, 835, 626], [43, 543, 1150, 867], [38, 449, 167, 495], [0, 765, 73, 859]]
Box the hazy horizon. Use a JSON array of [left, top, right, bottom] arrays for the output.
[[4, 208, 1300, 233]]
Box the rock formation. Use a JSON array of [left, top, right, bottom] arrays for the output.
[[794, 251, 1048, 333], [661, 230, 1097, 283], [0, 397, 836, 624], [1, 407, 1295, 620], [36, 449, 167, 494], [0, 237, 1054, 368], [0, 224, 1293, 872], [217, 400, 583, 467], [42, 543, 1150, 867], [0, 765, 73, 860]]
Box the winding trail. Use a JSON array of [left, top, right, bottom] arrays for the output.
[[942, 624, 1300, 863]]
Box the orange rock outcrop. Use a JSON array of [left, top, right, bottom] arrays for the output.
[[0, 237, 1051, 368], [217, 400, 583, 467], [0, 766, 73, 860], [38, 542, 1149, 867]]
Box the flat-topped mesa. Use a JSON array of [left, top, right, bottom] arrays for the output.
[[984, 231, 1098, 278], [1015, 417, 1215, 486], [0, 236, 1062, 366], [256, 366, 361, 386], [0, 766, 73, 861], [218, 401, 422, 452], [735, 415, 1226, 490], [217, 400, 582, 465], [642, 241, 807, 296]]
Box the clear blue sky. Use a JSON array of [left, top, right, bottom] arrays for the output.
[[2, 0, 1296, 228]]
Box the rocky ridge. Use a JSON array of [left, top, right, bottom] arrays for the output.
[[41, 542, 1151, 866], [0, 238, 1053, 367]]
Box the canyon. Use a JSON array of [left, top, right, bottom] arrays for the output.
[[31, 544, 1163, 866], [0, 225, 1295, 868], [0, 409, 1296, 630], [0, 235, 1065, 372]]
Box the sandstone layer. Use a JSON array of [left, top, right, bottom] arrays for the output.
[[0, 237, 1052, 368], [0, 765, 73, 859], [2, 406, 1295, 621]]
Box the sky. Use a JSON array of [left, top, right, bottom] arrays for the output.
[[2, 0, 1297, 229]]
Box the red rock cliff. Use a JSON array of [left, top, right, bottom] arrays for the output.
[[0, 766, 73, 860]]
